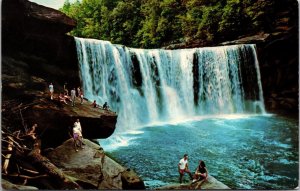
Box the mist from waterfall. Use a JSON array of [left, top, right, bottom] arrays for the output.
[[75, 37, 266, 132]]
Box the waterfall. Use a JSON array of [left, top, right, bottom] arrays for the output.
[[75, 37, 266, 131]]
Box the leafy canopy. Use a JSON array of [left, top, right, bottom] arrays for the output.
[[60, 0, 297, 48]]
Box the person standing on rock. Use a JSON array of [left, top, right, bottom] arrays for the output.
[[64, 82, 69, 95], [49, 83, 54, 100], [91, 100, 99, 108], [178, 154, 193, 184], [70, 88, 76, 107], [79, 90, 84, 104], [73, 119, 84, 151], [77, 87, 81, 97]]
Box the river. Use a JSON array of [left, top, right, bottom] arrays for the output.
[[101, 114, 298, 189]]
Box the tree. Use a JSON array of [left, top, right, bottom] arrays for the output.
[[134, 0, 161, 48], [59, 0, 295, 48], [218, 0, 244, 39], [109, 0, 142, 46], [158, 0, 185, 45]]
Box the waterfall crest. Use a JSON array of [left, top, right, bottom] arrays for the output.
[[75, 37, 266, 130]]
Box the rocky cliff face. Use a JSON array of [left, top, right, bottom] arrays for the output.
[[2, 0, 117, 149], [2, 0, 79, 87], [221, 26, 298, 114]]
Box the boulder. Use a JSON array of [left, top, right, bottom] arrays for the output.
[[47, 139, 145, 189], [156, 175, 230, 190]]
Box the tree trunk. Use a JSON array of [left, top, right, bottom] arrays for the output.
[[2, 136, 13, 174]]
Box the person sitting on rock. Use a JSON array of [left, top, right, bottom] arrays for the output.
[[59, 93, 68, 105], [102, 102, 109, 110], [73, 119, 84, 151], [91, 100, 99, 108], [64, 94, 72, 102], [192, 160, 208, 188]]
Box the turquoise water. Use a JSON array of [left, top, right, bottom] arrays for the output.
[[102, 115, 298, 189]]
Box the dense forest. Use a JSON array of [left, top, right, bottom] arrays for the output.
[[60, 0, 298, 48]]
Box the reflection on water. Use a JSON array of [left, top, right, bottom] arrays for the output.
[[101, 115, 298, 189]]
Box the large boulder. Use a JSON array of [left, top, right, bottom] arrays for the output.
[[47, 139, 145, 189], [156, 175, 230, 190]]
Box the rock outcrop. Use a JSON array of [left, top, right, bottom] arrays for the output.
[[47, 139, 145, 189], [156, 176, 230, 190], [3, 0, 78, 73], [221, 17, 298, 114]]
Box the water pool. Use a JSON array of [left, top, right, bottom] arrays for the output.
[[101, 115, 298, 189]]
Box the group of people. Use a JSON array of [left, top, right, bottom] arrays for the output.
[[178, 154, 208, 188], [48, 82, 84, 106], [49, 82, 110, 110], [91, 100, 109, 110]]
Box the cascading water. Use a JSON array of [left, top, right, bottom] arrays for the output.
[[75, 37, 266, 132]]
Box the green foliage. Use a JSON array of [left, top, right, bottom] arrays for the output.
[[60, 0, 297, 48], [110, 0, 142, 46]]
